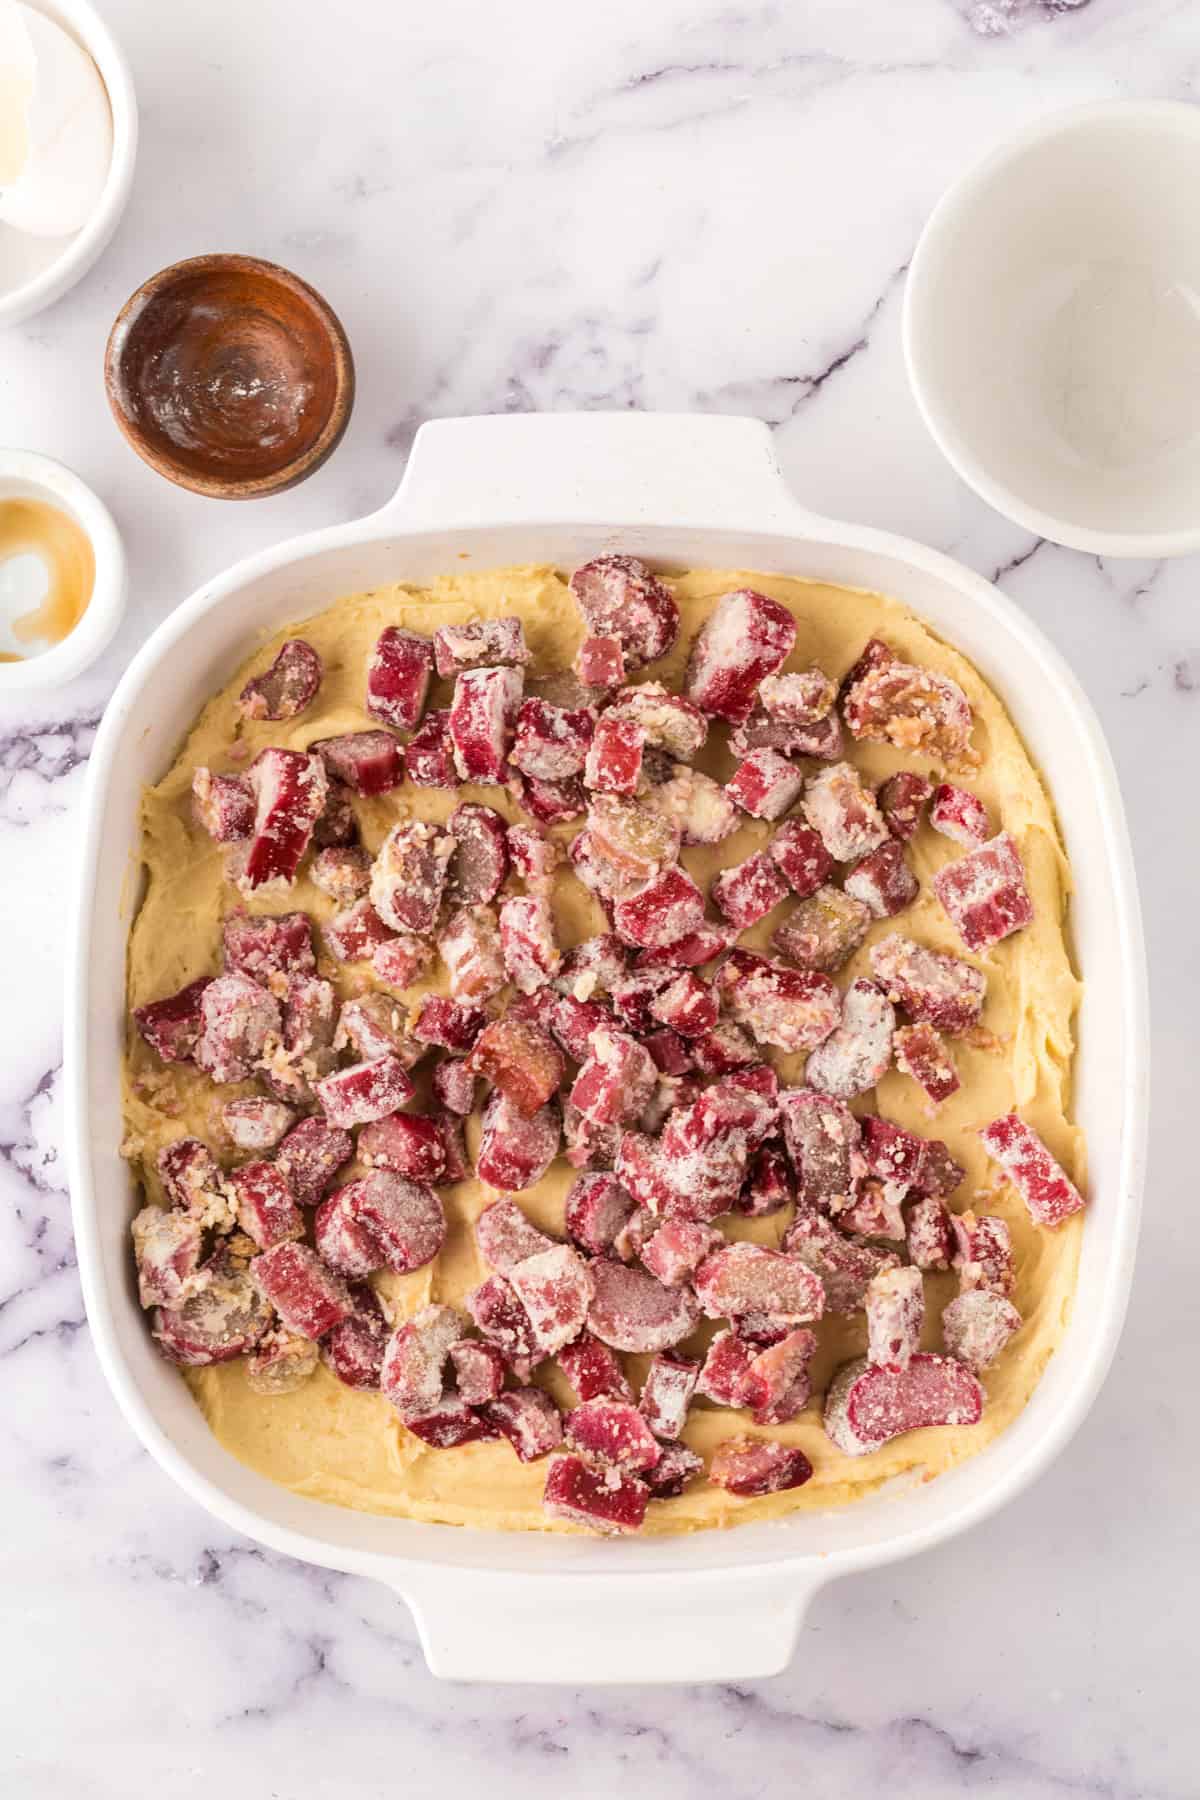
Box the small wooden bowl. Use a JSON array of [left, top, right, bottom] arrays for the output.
[[104, 255, 355, 499]]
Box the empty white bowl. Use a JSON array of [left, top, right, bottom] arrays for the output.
[[0, 0, 137, 329], [904, 102, 1200, 558], [0, 449, 125, 687]]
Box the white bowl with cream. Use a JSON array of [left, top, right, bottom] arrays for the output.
[[0, 0, 137, 328], [0, 447, 125, 685]]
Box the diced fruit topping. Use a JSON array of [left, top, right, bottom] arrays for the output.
[[563, 1172, 636, 1257], [131, 1206, 204, 1309], [843, 644, 977, 766], [894, 1022, 960, 1108], [404, 709, 459, 788], [380, 1303, 462, 1419], [466, 1275, 539, 1369], [696, 1328, 754, 1406], [229, 1161, 303, 1250], [844, 841, 919, 919], [323, 1285, 389, 1391], [511, 697, 595, 781], [606, 682, 708, 758], [370, 820, 454, 936], [516, 772, 585, 824], [906, 1194, 954, 1271], [239, 749, 328, 891], [449, 665, 524, 782], [715, 950, 841, 1055], [566, 1396, 662, 1472], [238, 639, 323, 721], [586, 793, 680, 880], [439, 905, 506, 1002], [542, 1452, 649, 1535], [569, 554, 680, 671], [824, 1352, 984, 1456], [645, 1440, 704, 1497], [358, 1111, 446, 1184], [509, 1244, 594, 1355], [759, 667, 835, 724], [153, 1263, 273, 1366], [449, 1338, 507, 1405], [404, 1398, 499, 1448], [878, 771, 932, 841], [413, 995, 486, 1052], [447, 802, 509, 904], [638, 1355, 699, 1441], [474, 1196, 557, 1274], [488, 1387, 564, 1461], [768, 820, 833, 898], [584, 712, 643, 794], [610, 865, 705, 951], [251, 1242, 355, 1339], [194, 972, 281, 1085], [648, 970, 718, 1038], [641, 1219, 722, 1287], [587, 1258, 700, 1353], [951, 1210, 1016, 1298], [324, 896, 395, 964], [782, 1211, 898, 1314], [709, 1438, 813, 1497], [684, 588, 797, 723], [192, 767, 254, 842], [772, 884, 871, 973], [731, 705, 843, 762], [476, 1091, 561, 1191], [570, 1027, 657, 1128], [133, 977, 211, 1064], [865, 1266, 925, 1369], [930, 783, 989, 847], [576, 634, 625, 690], [314, 730, 403, 796], [741, 1327, 816, 1425], [942, 1289, 1022, 1372], [558, 1331, 633, 1402], [711, 851, 789, 929], [506, 824, 560, 892], [869, 933, 986, 1037], [469, 1016, 565, 1117], [335, 992, 418, 1064], [802, 761, 888, 863], [314, 1055, 415, 1127], [499, 894, 562, 992], [726, 748, 805, 822], [933, 832, 1034, 952], [804, 978, 895, 1100], [736, 1144, 793, 1217], [366, 627, 433, 731], [977, 1113, 1085, 1228], [644, 766, 739, 846], [694, 1242, 824, 1327], [274, 1116, 352, 1206], [310, 843, 371, 905], [778, 1088, 860, 1212], [433, 618, 529, 676]]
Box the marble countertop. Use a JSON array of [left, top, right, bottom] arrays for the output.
[[1, 0, 1193, 1793]]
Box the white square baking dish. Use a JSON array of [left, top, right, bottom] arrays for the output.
[[65, 414, 1147, 1683]]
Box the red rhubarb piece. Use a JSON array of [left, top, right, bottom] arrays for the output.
[[273, 1116, 352, 1207], [731, 705, 843, 762], [844, 840, 919, 919], [371, 934, 434, 991], [647, 970, 718, 1039], [710, 1438, 813, 1497], [245, 1327, 319, 1396], [449, 664, 524, 782], [933, 832, 1034, 952], [689, 1021, 757, 1074], [487, 1386, 564, 1461], [469, 1016, 565, 1117], [778, 1088, 860, 1211], [238, 638, 322, 721], [643, 1028, 694, 1076], [239, 749, 328, 891], [825, 1352, 984, 1455], [413, 994, 486, 1052], [370, 820, 453, 936], [516, 772, 586, 824], [193, 972, 281, 1085], [152, 1261, 273, 1366], [510, 697, 595, 781], [432, 1057, 477, 1116], [509, 1244, 594, 1355], [558, 1332, 633, 1402], [569, 554, 679, 671], [563, 1106, 621, 1172], [313, 779, 358, 849], [131, 1206, 204, 1309], [865, 1266, 925, 1369], [759, 666, 835, 725], [587, 1259, 699, 1353], [607, 967, 672, 1035], [344, 1170, 446, 1274], [907, 1194, 954, 1271], [635, 923, 736, 972], [449, 1338, 507, 1405], [767, 820, 833, 899], [222, 1096, 296, 1153], [192, 767, 254, 842], [404, 1398, 499, 1448], [843, 649, 976, 765], [805, 977, 895, 1100], [951, 1210, 1017, 1297], [358, 1111, 446, 1184], [879, 770, 933, 842], [741, 1327, 817, 1425], [894, 1022, 960, 1108], [736, 1143, 793, 1217], [801, 762, 888, 863], [696, 1329, 755, 1406], [315, 1055, 415, 1127], [583, 712, 642, 795], [605, 682, 707, 758], [433, 617, 529, 677], [639, 1353, 700, 1441], [930, 782, 990, 847], [711, 851, 789, 930], [563, 1172, 635, 1257], [715, 949, 841, 1055], [870, 932, 987, 1036], [323, 896, 394, 965], [942, 1289, 1022, 1372], [567, 1396, 662, 1471], [404, 709, 459, 788], [575, 633, 625, 690], [499, 894, 562, 992], [611, 865, 705, 952], [438, 904, 505, 1003], [476, 1090, 561, 1190], [334, 992, 418, 1065], [694, 1243, 824, 1326], [313, 1186, 381, 1278], [587, 793, 682, 883], [446, 802, 509, 905], [782, 1211, 898, 1313], [569, 1026, 657, 1128], [466, 1275, 539, 1370], [978, 1112, 1084, 1228], [726, 748, 804, 822], [772, 884, 870, 974], [252, 1241, 355, 1339], [366, 626, 434, 731], [229, 1160, 302, 1250], [640, 1220, 721, 1287], [314, 730, 403, 797], [322, 1284, 389, 1390], [380, 1303, 462, 1418], [506, 824, 561, 892], [474, 1195, 557, 1275], [642, 1440, 702, 1496], [684, 587, 797, 723], [839, 1178, 906, 1242], [133, 977, 211, 1065], [541, 991, 609, 1061], [310, 844, 371, 905], [645, 766, 739, 847], [543, 1452, 649, 1534]]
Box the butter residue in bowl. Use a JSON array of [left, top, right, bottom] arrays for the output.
[[0, 495, 95, 660]]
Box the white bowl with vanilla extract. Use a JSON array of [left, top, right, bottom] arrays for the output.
[[0, 449, 125, 687]]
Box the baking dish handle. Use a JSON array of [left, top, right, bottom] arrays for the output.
[[376, 412, 827, 534], [392, 1567, 824, 1684]]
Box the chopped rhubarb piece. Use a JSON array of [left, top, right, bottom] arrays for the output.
[[587, 793, 680, 881], [731, 705, 843, 762], [710, 853, 788, 931], [783, 1211, 898, 1313], [509, 1244, 594, 1355], [476, 1090, 561, 1190], [612, 866, 706, 952], [845, 841, 919, 919], [499, 894, 562, 992], [323, 897, 394, 965], [449, 665, 524, 782], [543, 1452, 648, 1535], [517, 772, 586, 824], [825, 1352, 984, 1456], [569, 1026, 657, 1128], [432, 1057, 477, 1117], [413, 994, 486, 1052], [643, 1028, 694, 1076], [645, 766, 739, 847], [870, 933, 986, 1037], [694, 1242, 824, 1326], [469, 1016, 565, 1117], [930, 783, 990, 847], [238, 749, 328, 891], [322, 1284, 389, 1390], [193, 972, 281, 1085], [637, 1354, 699, 1441], [152, 1262, 273, 1366], [575, 634, 625, 690], [607, 967, 672, 1034], [252, 1241, 354, 1339], [315, 1055, 415, 1127], [715, 949, 841, 1055], [558, 1331, 633, 1402], [859, 1115, 962, 1199], [229, 1160, 302, 1250], [274, 1116, 352, 1207], [358, 1111, 446, 1184], [542, 991, 609, 1061], [801, 762, 888, 864], [640, 1220, 721, 1287], [314, 730, 403, 797], [434, 617, 529, 676], [696, 1329, 754, 1406], [942, 1289, 1022, 1372], [366, 626, 433, 731], [767, 821, 833, 899], [690, 1021, 757, 1074], [511, 697, 595, 781], [246, 1326, 319, 1396], [370, 820, 453, 936], [221, 1096, 296, 1153], [772, 884, 871, 974], [437, 904, 504, 1003], [405, 1398, 499, 1448], [726, 748, 804, 822], [647, 970, 719, 1038], [446, 802, 509, 905], [978, 1112, 1084, 1228], [313, 778, 357, 849], [133, 977, 211, 1065], [563, 1172, 635, 1257], [605, 682, 708, 758], [310, 843, 371, 906], [587, 1258, 699, 1353], [865, 1266, 925, 1370], [435, 1109, 470, 1184], [660, 1073, 778, 1161], [843, 649, 976, 765], [583, 712, 643, 794], [684, 587, 796, 723], [567, 1396, 662, 1471], [805, 978, 895, 1100], [710, 1437, 813, 1497], [759, 666, 836, 725], [192, 767, 254, 842], [131, 1206, 204, 1309], [487, 1386, 564, 1460], [380, 1303, 462, 1418], [333, 992, 416, 1065], [741, 1327, 817, 1425], [466, 1274, 539, 1370], [474, 1195, 557, 1274], [933, 832, 1034, 952], [636, 924, 736, 973], [778, 1088, 860, 1211], [344, 1170, 446, 1274], [238, 638, 322, 721], [506, 824, 560, 892], [404, 709, 459, 789], [449, 1338, 507, 1405], [736, 1144, 793, 1217], [314, 1187, 383, 1279], [372, 933, 434, 991], [645, 1440, 704, 1497], [951, 1210, 1017, 1297], [894, 1022, 960, 1107], [569, 554, 679, 671], [563, 1105, 621, 1171], [907, 1194, 955, 1271], [839, 1177, 906, 1242], [879, 771, 933, 842]]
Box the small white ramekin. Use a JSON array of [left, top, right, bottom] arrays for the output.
[[0, 449, 126, 687], [904, 101, 1200, 558], [0, 0, 138, 330]]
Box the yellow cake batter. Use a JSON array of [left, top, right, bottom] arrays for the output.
[[122, 565, 1084, 1534]]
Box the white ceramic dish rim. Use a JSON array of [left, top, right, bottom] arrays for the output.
[[903, 98, 1200, 559], [65, 413, 1148, 1683], [0, 0, 138, 328], [0, 448, 126, 685]]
